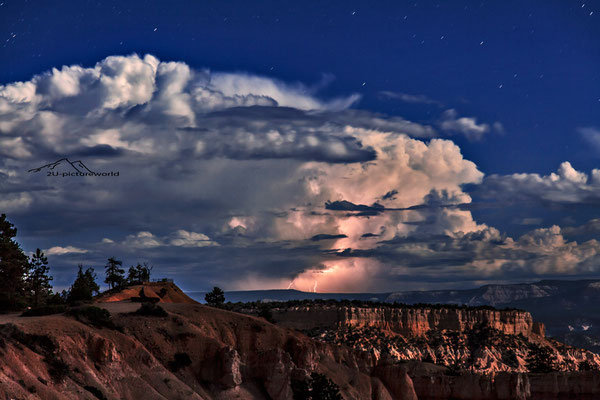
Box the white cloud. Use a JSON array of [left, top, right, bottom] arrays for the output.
[[122, 231, 162, 248], [122, 230, 218, 248], [169, 230, 219, 247], [379, 90, 442, 106], [209, 72, 360, 111], [482, 161, 600, 204], [45, 246, 88, 255], [0, 193, 32, 212], [4, 53, 581, 292], [440, 109, 491, 140]]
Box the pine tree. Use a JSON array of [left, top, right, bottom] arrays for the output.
[[105, 257, 125, 289], [67, 265, 100, 304], [205, 286, 225, 307], [127, 262, 153, 284], [0, 214, 29, 311], [26, 248, 53, 307]]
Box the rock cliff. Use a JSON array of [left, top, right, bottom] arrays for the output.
[[271, 305, 542, 337], [261, 304, 600, 374], [0, 300, 599, 399]]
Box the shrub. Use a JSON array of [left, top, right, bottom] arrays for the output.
[[292, 372, 342, 400], [526, 343, 558, 373], [579, 360, 599, 371], [66, 306, 120, 330], [134, 303, 168, 317], [21, 304, 67, 317], [168, 352, 192, 371], [258, 304, 274, 323]]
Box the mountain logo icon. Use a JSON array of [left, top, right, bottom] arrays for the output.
[[28, 158, 119, 177], [28, 158, 96, 174]]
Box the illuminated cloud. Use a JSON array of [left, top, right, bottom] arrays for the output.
[[3, 54, 598, 292]]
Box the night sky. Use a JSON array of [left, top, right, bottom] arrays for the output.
[[1, 1, 599, 292]]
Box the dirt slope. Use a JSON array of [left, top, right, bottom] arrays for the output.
[[95, 282, 198, 304]]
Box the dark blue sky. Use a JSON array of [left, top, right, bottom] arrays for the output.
[[2, 0, 598, 174], [1, 1, 600, 292]]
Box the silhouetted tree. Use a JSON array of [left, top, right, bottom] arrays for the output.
[[0, 214, 29, 311], [127, 262, 152, 284], [67, 265, 100, 303], [205, 286, 225, 307], [104, 257, 125, 289], [26, 248, 53, 307]]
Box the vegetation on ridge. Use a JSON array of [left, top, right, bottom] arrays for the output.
[[225, 298, 524, 314]]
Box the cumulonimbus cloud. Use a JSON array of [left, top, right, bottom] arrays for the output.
[[3, 53, 600, 292]]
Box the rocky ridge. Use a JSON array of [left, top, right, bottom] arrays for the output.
[[0, 289, 599, 399], [258, 303, 600, 374]]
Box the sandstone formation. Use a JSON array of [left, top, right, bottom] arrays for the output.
[[271, 305, 541, 337]]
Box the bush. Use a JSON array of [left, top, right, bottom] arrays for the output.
[[258, 304, 274, 323], [168, 352, 192, 372], [526, 343, 558, 373], [579, 360, 599, 371], [134, 303, 168, 317], [66, 306, 120, 330], [21, 304, 67, 317], [292, 372, 342, 400]]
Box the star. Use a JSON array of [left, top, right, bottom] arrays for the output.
[[351, 11, 356, 16], [362, 82, 366, 86], [153, 27, 157, 32], [590, 11, 594, 16], [480, 41, 484, 45], [499, 84, 503, 89]]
